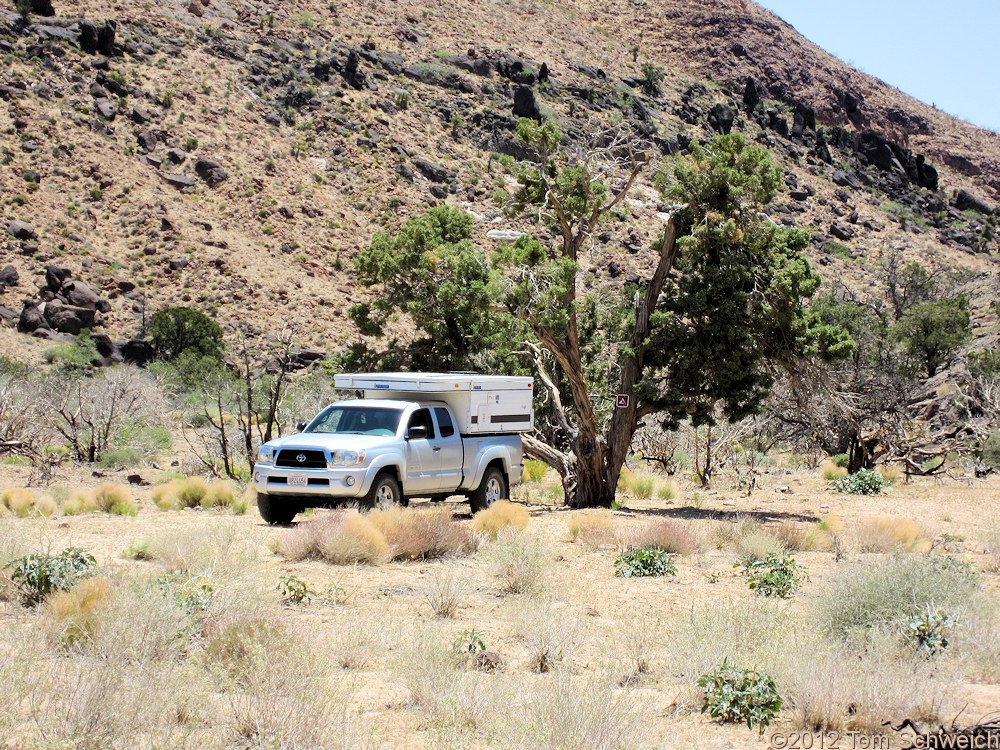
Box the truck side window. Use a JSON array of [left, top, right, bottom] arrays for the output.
[[407, 408, 436, 439], [434, 407, 455, 438]]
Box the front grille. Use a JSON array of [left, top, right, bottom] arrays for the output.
[[275, 449, 326, 469]]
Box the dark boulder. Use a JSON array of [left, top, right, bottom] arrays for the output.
[[120, 339, 154, 366], [161, 173, 196, 189], [497, 55, 536, 85], [447, 54, 493, 77], [44, 301, 95, 335], [91, 333, 117, 358], [832, 170, 861, 190], [7, 220, 36, 240], [136, 130, 157, 152], [194, 159, 228, 187], [94, 98, 117, 120], [707, 103, 735, 134], [915, 155, 938, 191], [165, 147, 186, 164], [29, 0, 56, 15], [0, 265, 18, 288], [856, 130, 904, 174], [45, 265, 71, 291], [953, 189, 993, 215], [17, 301, 48, 333], [413, 158, 452, 183], [767, 110, 788, 137], [512, 85, 541, 121], [830, 222, 855, 241], [62, 279, 101, 308], [742, 77, 760, 111]]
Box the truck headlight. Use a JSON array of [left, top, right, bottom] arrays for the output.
[[328, 450, 364, 468], [256, 446, 274, 466]]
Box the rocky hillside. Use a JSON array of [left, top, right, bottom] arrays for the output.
[[1, 0, 998, 361]]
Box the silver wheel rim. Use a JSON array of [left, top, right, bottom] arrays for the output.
[[375, 483, 395, 507], [485, 476, 503, 505]]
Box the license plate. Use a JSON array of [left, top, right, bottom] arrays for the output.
[[287, 475, 309, 487]]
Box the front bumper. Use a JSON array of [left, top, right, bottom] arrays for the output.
[[252, 464, 367, 498]]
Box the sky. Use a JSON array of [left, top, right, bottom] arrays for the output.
[[754, 1, 1000, 132]]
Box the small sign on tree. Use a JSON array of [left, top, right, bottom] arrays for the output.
[[616, 394, 630, 409]]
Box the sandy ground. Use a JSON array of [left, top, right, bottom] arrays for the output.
[[1, 459, 999, 749]]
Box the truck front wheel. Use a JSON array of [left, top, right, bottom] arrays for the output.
[[469, 466, 507, 513], [362, 472, 402, 511], [257, 492, 300, 525]]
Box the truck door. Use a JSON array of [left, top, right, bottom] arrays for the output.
[[404, 408, 439, 494], [433, 407, 464, 491]]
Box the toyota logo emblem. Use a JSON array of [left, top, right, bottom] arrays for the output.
[[295, 454, 307, 463]]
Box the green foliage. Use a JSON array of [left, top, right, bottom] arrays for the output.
[[45, 330, 99, 371], [148, 306, 223, 362], [738, 552, 803, 598], [278, 575, 315, 605], [639, 62, 665, 95], [614, 546, 677, 577], [982, 432, 1000, 471], [829, 468, 889, 495], [831, 453, 850, 468], [98, 447, 143, 469], [14, 0, 32, 20], [452, 629, 487, 660], [5, 548, 97, 606], [819, 555, 979, 640], [969, 348, 1000, 380], [156, 570, 214, 614], [893, 296, 971, 376], [902, 605, 957, 655], [697, 660, 782, 733], [346, 206, 520, 371], [647, 135, 854, 428]]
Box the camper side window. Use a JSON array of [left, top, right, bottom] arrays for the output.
[[407, 408, 436, 439], [434, 408, 455, 438]]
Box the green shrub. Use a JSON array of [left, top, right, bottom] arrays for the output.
[[148, 306, 223, 361], [156, 570, 214, 614], [982, 431, 1000, 471], [44, 331, 98, 371], [697, 659, 782, 734], [630, 476, 654, 499], [5, 548, 97, 606], [829, 468, 889, 495], [818, 555, 979, 640], [831, 453, 850, 468], [278, 575, 314, 605], [738, 552, 804, 598], [98, 447, 143, 469], [175, 477, 208, 508], [522, 459, 548, 483], [614, 546, 677, 578], [902, 605, 957, 655]]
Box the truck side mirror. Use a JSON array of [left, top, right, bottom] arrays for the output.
[[296, 421, 307, 432], [406, 425, 428, 441]]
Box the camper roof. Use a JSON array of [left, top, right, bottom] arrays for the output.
[[334, 372, 533, 393]]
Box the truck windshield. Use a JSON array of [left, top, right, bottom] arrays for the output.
[[306, 406, 403, 436]]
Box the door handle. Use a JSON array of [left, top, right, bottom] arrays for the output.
[[433, 446, 441, 452]]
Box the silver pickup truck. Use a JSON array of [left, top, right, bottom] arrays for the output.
[[252, 398, 523, 524]]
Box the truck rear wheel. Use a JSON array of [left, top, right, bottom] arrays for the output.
[[257, 492, 300, 525], [362, 472, 401, 511], [468, 465, 507, 514]]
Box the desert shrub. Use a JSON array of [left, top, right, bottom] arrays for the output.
[[97, 447, 143, 469], [278, 575, 315, 605], [202, 613, 292, 686], [148, 306, 223, 361], [697, 660, 782, 734], [1, 488, 51, 517], [832, 453, 850, 468], [452, 629, 487, 663], [175, 477, 209, 508], [712, 514, 768, 553], [629, 476, 654, 499], [123, 540, 154, 560], [982, 431, 1000, 470], [631, 519, 700, 554], [61, 490, 98, 516], [902, 605, 957, 655], [772, 521, 827, 552], [656, 480, 678, 501], [278, 510, 389, 565], [852, 517, 929, 553], [818, 555, 980, 640], [821, 461, 848, 481], [735, 531, 783, 561], [151, 481, 180, 510], [422, 565, 466, 617], [739, 552, 804, 598], [46, 578, 112, 648], [614, 546, 676, 577], [92, 483, 138, 516], [399, 630, 489, 727], [5, 547, 97, 605], [829, 468, 889, 495], [523, 459, 548, 482], [567, 509, 617, 549], [201, 480, 235, 509], [489, 530, 549, 594], [156, 570, 215, 614], [369, 506, 472, 560], [472, 499, 529, 539], [516, 597, 581, 673]]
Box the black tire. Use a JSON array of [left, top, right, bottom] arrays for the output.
[[468, 465, 508, 514], [257, 492, 300, 525], [362, 472, 402, 511]]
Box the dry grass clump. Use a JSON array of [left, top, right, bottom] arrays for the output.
[[628, 519, 701, 555], [422, 565, 467, 618], [618, 469, 655, 499], [46, 578, 112, 648], [369, 505, 473, 560], [523, 459, 549, 482], [1, 488, 55, 517], [489, 530, 550, 595], [472, 499, 530, 539], [772, 520, 831, 552], [852, 517, 931, 553], [515, 597, 582, 673], [151, 480, 181, 510], [61, 490, 98, 516], [657, 480, 679, 501], [278, 510, 389, 565], [202, 611, 292, 686], [979, 522, 1000, 573], [201, 481, 235, 509], [153, 478, 244, 513], [821, 461, 849, 481], [175, 477, 209, 508], [91, 483, 138, 516], [567, 509, 617, 549]]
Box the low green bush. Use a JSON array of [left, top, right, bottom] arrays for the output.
[[697, 659, 782, 734], [829, 468, 889, 495], [614, 546, 677, 578], [5, 548, 97, 606], [738, 552, 804, 598]]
